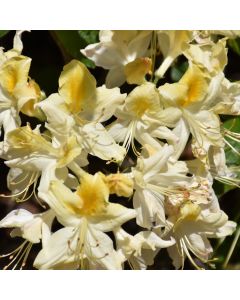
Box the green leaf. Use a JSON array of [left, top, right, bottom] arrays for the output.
[[223, 117, 240, 166], [228, 38, 240, 56], [51, 30, 99, 68], [78, 30, 99, 45], [0, 30, 9, 38], [170, 60, 188, 82]]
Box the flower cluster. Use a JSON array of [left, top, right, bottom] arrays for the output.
[[0, 30, 240, 269]]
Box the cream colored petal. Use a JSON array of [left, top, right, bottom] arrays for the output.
[[50, 180, 81, 213], [89, 203, 136, 232], [86, 226, 123, 269], [93, 85, 126, 122], [81, 42, 125, 69], [13, 30, 25, 54], [159, 82, 188, 107], [0, 56, 31, 94], [186, 232, 212, 261], [0, 108, 20, 135], [183, 109, 223, 158], [127, 31, 152, 58], [154, 107, 182, 127], [20, 217, 43, 243], [136, 231, 175, 249], [156, 30, 193, 78], [140, 143, 174, 178], [34, 227, 77, 270], [16, 79, 42, 116], [107, 120, 129, 143], [169, 118, 190, 160], [59, 60, 96, 115], [105, 66, 126, 88], [167, 243, 185, 269], [133, 188, 165, 230], [39, 183, 80, 228], [0, 209, 33, 228], [124, 57, 152, 85], [184, 39, 227, 74], [81, 122, 126, 162]]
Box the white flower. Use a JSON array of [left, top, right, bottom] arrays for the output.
[[132, 144, 192, 229], [35, 172, 136, 269], [81, 30, 152, 87], [159, 63, 224, 160], [0, 123, 84, 199], [108, 82, 181, 155], [114, 227, 175, 269], [0, 209, 55, 269], [162, 195, 236, 269], [36, 60, 126, 163]]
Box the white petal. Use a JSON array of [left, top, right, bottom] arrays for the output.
[[0, 209, 33, 228], [81, 122, 126, 162], [86, 226, 123, 270], [89, 203, 136, 232], [34, 227, 77, 270], [81, 42, 125, 69], [105, 66, 126, 88]]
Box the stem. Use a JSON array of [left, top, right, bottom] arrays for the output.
[[223, 225, 240, 269], [150, 31, 157, 82]]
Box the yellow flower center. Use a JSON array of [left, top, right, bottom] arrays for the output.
[[74, 173, 109, 217], [125, 83, 160, 119], [173, 201, 201, 231]]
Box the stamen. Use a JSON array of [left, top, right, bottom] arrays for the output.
[[120, 120, 140, 157], [1, 172, 40, 203], [178, 239, 185, 270], [224, 138, 240, 156], [1, 241, 33, 270], [181, 238, 203, 270], [184, 235, 208, 263]]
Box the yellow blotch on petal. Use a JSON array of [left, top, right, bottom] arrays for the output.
[[0, 56, 31, 94], [124, 57, 152, 85], [18, 80, 45, 120], [59, 60, 96, 115], [177, 64, 208, 107]]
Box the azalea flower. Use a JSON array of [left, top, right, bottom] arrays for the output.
[[162, 199, 236, 269], [0, 32, 44, 136], [34, 172, 136, 269], [159, 62, 225, 160], [81, 30, 152, 87], [0, 123, 84, 201], [36, 59, 126, 163], [132, 144, 193, 229], [114, 227, 175, 269], [0, 209, 55, 269], [108, 82, 181, 155]]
